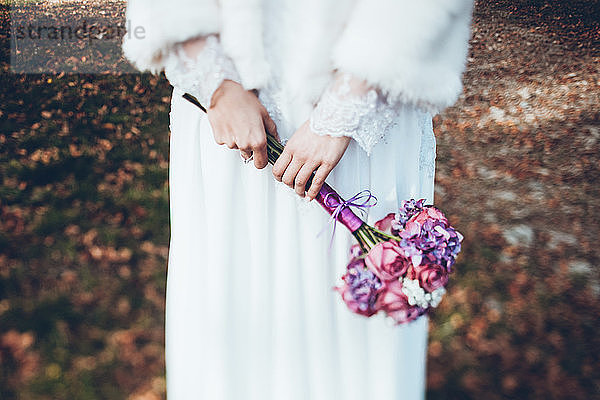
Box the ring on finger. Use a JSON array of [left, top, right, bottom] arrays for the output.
[[241, 153, 254, 164]]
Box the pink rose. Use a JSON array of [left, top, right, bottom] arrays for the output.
[[376, 280, 424, 324], [426, 206, 447, 221], [365, 241, 411, 281], [401, 219, 422, 239], [409, 210, 429, 226], [374, 213, 396, 235], [408, 207, 448, 228], [409, 262, 449, 292]]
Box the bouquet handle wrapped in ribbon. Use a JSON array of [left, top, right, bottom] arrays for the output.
[[183, 93, 463, 325]]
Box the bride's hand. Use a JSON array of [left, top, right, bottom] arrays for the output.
[[207, 79, 279, 169], [273, 120, 351, 200]]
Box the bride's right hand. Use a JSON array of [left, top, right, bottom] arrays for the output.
[[207, 79, 279, 169]]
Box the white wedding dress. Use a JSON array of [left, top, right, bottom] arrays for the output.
[[163, 24, 437, 400]]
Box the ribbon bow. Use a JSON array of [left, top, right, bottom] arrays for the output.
[[318, 189, 378, 248]]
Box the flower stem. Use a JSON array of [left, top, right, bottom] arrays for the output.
[[369, 227, 402, 242]]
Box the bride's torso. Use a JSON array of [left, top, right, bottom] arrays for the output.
[[239, 1, 435, 210], [220, 0, 357, 137]]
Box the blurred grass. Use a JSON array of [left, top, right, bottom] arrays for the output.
[[1, 2, 171, 398], [0, 71, 171, 399], [0, 73, 171, 399]]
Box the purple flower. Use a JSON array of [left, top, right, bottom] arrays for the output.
[[395, 199, 427, 230], [349, 244, 363, 258], [335, 257, 383, 317], [398, 208, 463, 272]]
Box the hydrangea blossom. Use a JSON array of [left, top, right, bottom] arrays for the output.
[[336, 257, 383, 317]]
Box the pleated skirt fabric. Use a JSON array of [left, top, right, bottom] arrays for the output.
[[165, 87, 436, 400]]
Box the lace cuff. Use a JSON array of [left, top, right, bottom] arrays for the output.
[[309, 71, 400, 155], [164, 35, 241, 108]]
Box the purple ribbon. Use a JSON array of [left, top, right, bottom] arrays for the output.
[[316, 184, 377, 247]]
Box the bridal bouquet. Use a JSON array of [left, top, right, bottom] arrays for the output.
[[183, 93, 463, 325], [334, 200, 463, 324], [267, 133, 463, 325]]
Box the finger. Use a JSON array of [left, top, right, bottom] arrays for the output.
[[221, 127, 238, 149], [210, 125, 226, 146], [272, 150, 292, 181], [262, 112, 280, 141], [306, 164, 332, 201], [214, 135, 226, 146], [294, 162, 319, 197], [282, 157, 303, 188], [207, 112, 227, 145], [253, 143, 268, 169], [240, 150, 252, 160], [250, 131, 268, 169]]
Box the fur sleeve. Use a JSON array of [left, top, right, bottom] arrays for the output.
[[331, 0, 474, 113], [122, 0, 221, 73]]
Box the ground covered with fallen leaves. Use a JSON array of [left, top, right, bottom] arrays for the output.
[[430, 1, 599, 398], [0, 0, 598, 399]]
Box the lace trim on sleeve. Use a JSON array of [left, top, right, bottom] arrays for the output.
[[164, 35, 241, 108], [309, 72, 400, 155]]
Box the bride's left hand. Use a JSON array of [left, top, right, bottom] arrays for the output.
[[273, 120, 351, 201]]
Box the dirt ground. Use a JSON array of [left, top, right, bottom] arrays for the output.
[[430, 1, 599, 398]]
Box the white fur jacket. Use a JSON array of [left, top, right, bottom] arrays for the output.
[[123, 0, 473, 150]]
